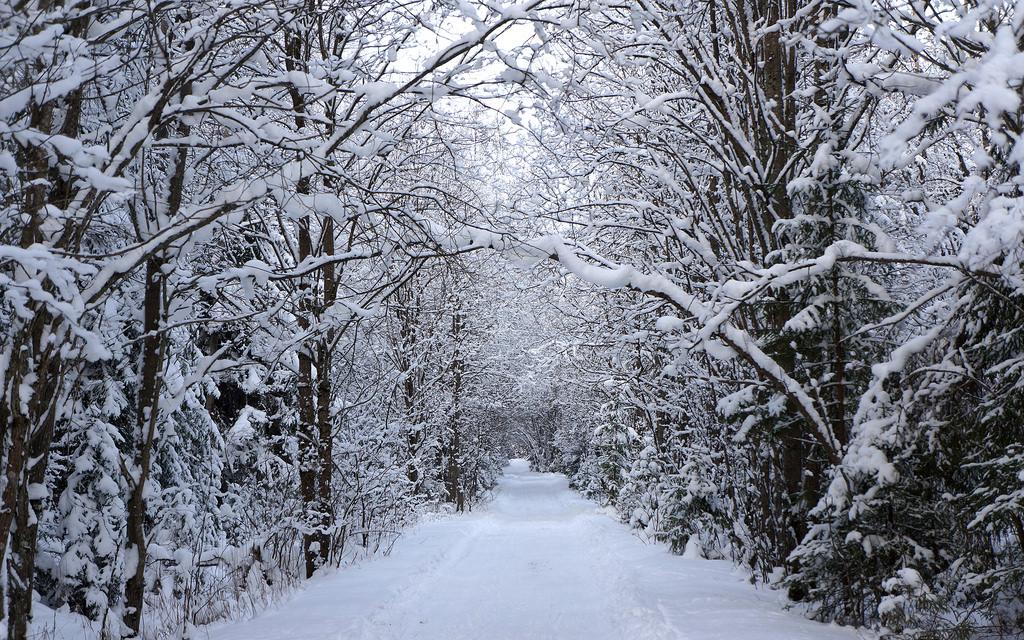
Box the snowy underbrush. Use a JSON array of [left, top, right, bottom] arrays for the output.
[[155, 516, 426, 638], [32, 503, 310, 637], [27, 531, 306, 639], [143, 531, 303, 639], [31, 482, 442, 640], [31, 509, 436, 640]]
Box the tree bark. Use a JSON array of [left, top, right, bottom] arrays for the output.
[[314, 217, 336, 566], [123, 257, 166, 637], [445, 305, 466, 512], [3, 92, 58, 640], [295, 213, 319, 579]]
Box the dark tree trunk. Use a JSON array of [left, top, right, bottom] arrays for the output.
[[3, 94, 58, 640], [396, 286, 424, 490], [123, 257, 166, 637], [295, 213, 319, 579], [314, 216, 336, 566], [7, 360, 59, 640], [445, 307, 466, 512], [123, 59, 190, 630]]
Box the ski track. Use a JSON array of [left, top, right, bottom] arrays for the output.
[[204, 460, 865, 640]]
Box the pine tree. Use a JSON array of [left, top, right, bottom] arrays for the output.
[[58, 394, 128, 630]]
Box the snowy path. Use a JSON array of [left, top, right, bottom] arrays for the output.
[[206, 460, 861, 640]]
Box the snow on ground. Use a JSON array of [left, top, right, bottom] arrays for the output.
[[203, 459, 865, 640], [21, 601, 96, 640]]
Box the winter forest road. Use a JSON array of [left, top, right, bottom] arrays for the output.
[[206, 460, 862, 640]]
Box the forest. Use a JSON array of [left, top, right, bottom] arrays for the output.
[[0, 0, 1022, 638]]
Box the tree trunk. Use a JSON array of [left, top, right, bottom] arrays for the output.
[[314, 216, 336, 566], [296, 214, 319, 578], [3, 93, 57, 640], [446, 306, 466, 512], [283, 16, 326, 580], [7, 356, 60, 640], [123, 257, 166, 637], [122, 52, 190, 629], [396, 286, 424, 490]]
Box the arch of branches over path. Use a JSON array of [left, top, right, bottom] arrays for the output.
[[2, 0, 1022, 637]]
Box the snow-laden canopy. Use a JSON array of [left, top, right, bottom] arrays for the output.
[[1, 0, 1022, 637]]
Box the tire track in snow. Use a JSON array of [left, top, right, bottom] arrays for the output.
[[350, 515, 497, 639], [575, 512, 679, 640]]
